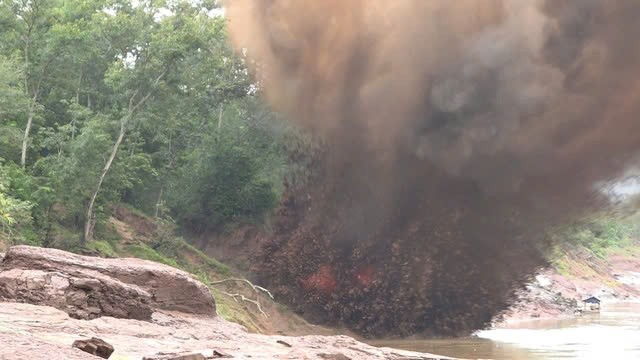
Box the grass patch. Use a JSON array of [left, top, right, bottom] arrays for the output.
[[47, 224, 82, 252], [126, 243, 179, 268], [552, 255, 573, 277], [117, 202, 152, 218], [180, 241, 231, 275], [94, 219, 124, 243], [86, 240, 117, 258], [602, 242, 640, 257], [151, 236, 230, 275], [211, 287, 262, 333]]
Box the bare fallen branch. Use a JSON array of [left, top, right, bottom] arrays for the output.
[[210, 278, 274, 299], [219, 291, 268, 317], [211, 278, 273, 318]]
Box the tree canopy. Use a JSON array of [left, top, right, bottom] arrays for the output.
[[0, 0, 292, 246]]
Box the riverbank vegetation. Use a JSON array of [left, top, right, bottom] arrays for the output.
[[549, 217, 640, 278], [0, 0, 304, 249]]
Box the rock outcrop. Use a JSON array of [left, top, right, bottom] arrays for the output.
[[0, 302, 452, 359], [0, 246, 215, 319], [0, 268, 153, 320]]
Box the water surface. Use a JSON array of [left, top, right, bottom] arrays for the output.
[[372, 303, 640, 359]]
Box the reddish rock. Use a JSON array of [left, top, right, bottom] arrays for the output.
[[0, 302, 452, 360], [1, 246, 215, 316], [0, 267, 153, 320]]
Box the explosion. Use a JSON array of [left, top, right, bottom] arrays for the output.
[[227, 0, 640, 336]]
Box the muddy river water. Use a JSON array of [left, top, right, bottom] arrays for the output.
[[371, 303, 640, 359]]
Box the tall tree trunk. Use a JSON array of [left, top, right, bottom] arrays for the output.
[[83, 118, 127, 242], [154, 130, 173, 219], [76, 72, 82, 104], [20, 95, 38, 168], [154, 187, 164, 218]]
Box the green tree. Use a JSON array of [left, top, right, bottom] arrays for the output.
[[0, 0, 293, 248]]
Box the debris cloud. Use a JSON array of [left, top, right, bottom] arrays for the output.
[[227, 0, 640, 336]]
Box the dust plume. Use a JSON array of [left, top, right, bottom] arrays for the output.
[[226, 0, 640, 336]]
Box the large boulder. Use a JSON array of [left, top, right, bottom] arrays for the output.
[[0, 268, 153, 320], [0, 245, 216, 317]]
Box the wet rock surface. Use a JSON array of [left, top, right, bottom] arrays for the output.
[[1, 245, 215, 316]]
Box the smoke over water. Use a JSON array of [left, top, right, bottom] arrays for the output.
[[227, 0, 640, 336]]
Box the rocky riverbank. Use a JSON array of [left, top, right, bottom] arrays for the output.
[[0, 246, 450, 360], [498, 244, 640, 324]]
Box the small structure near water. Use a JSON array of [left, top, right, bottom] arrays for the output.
[[581, 296, 601, 312]]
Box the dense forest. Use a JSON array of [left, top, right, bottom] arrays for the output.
[[0, 0, 302, 249]]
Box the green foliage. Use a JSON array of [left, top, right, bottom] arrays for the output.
[[210, 287, 262, 332], [150, 234, 231, 275], [0, 0, 295, 248], [86, 240, 117, 257], [0, 160, 36, 243], [126, 243, 179, 268], [166, 99, 286, 230], [0, 57, 27, 163], [549, 219, 638, 258]]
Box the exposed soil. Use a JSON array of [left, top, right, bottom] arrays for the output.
[[112, 206, 157, 242]]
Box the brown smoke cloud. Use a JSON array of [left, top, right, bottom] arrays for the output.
[[226, 0, 640, 336]]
